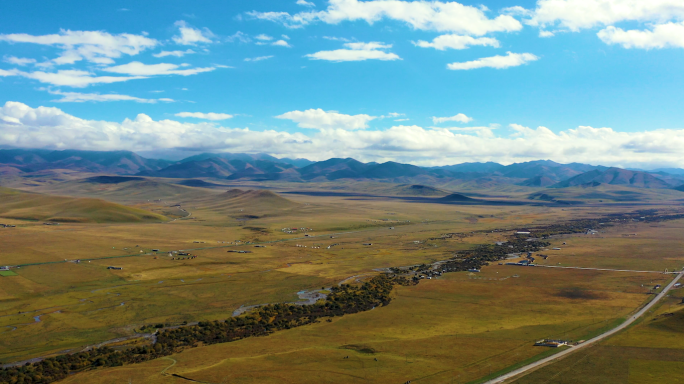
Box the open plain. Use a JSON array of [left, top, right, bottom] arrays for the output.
[[1, 173, 683, 384]]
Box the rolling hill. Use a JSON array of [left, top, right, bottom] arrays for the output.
[[389, 184, 449, 196], [197, 189, 300, 216], [438, 193, 478, 202], [32, 176, 218, 203], [0, 187, 167, 223]]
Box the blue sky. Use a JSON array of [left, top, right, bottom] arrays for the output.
[[1, 0, 684, 167]]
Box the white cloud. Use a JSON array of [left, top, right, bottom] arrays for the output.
[[282, 34, 291, 39], [539, 30, 555, 38], [245, 56, 274, 62], [296, 0, 316, 6], [272, 39, 292, 47], [379, 112, 408, 120], [4, 56, 36, 66], [447, 52, 539, 70], [0, 29, 158, 65], [276, 108, 376, 130], [432, 113, 473, 124], [175, 112, 233, 120], [103, 61, 217, 76], [0, 69, 19, 77], [436, 125, 497, 138], [153, 49, 195, 58], [4, 101, 684, 168], [172, 21, 214, 45], [249, 0, 522, 35], [255, 34, 273, 41], [305, 41, 400, 62], [47, 89, 174, 103], [0, 68, 145, 87], [227, 31, 252, 43], [528, 0, 684, 32], [598, 22, 684, 49], [413, 34, 500, 50], [323, 36, 353, 42]]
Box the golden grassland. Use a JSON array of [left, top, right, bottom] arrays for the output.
[[57, 266, 671, 384], [0, 187, 167, 223], [512, 286, 684, 384], [529, 220, 684, 272], [1, 183, 683, 383]]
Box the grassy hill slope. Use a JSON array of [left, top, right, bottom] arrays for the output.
[[0, 187, 168, 223]]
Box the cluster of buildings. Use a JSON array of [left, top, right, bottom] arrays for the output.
[[0, 224, 16, 228], [417, 269, 445, 280], [281, 227, 314, 234], [506, 252, 538, 267], [295, 244, 321, 249]]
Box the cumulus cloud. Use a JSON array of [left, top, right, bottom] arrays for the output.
[[527, 0, 684, 32], [272, 39, 292, 47], [305, 41, 400, 61], [153, 49, 195, 58], [598, 22, 684, 49], [47, 90, 174, 103], [432, 113, 473, 124], [3, 101, 684, 168], [248, 0, 522, 35], [447, 52, 539, 70], [103, 61, 217, 76], [255, 34, 273, 41], [296, 0, 316, 6], [244, 56, 274, 62], [0, 29, 158, 65], [175, 112, 233, 120], [0, 101, 310, 153], [276, 108, 376, 129], [172, 21, 214, 45], [413, 34, 500, 50]]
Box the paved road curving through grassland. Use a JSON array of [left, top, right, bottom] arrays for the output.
[[484, 271, 684, 384]]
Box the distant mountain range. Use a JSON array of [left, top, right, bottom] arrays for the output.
[[549, 168, 672, 189], [0, 149, 172, 175], [1, 148, 683, 191]]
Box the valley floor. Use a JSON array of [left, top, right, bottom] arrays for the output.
[[1, 180, 683, 384]]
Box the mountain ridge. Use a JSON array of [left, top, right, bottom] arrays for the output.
[[1, 148, 681, 190]]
